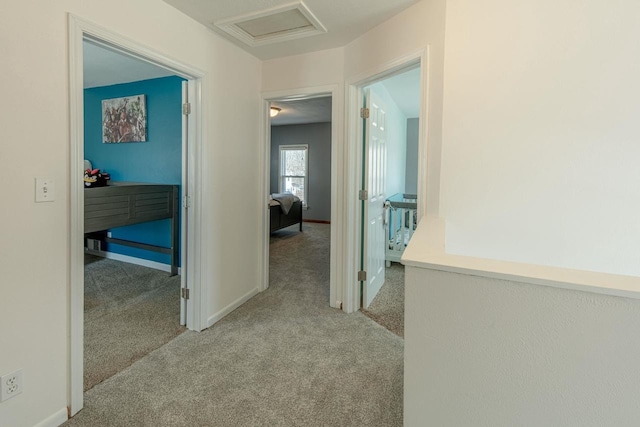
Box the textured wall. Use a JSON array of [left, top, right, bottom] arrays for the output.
[[405, 266, 640, 426]]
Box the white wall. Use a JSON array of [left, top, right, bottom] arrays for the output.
[[0, 0, 261, 425], [262, 48, 345, 93], [440, 0, 640, 276], [405, 266, 640, 426]]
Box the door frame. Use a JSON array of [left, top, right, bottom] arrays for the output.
[[260, 85, 342, 309], [68, 14, 206, 415], [344, 49, 429, 312]]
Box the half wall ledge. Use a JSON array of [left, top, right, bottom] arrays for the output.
[[401, 219, 640, 301]]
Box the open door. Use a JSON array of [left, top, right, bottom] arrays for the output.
[[361, 88, 387, 308]]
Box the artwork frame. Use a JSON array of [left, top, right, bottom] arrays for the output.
[[102, 94, 147, 143]]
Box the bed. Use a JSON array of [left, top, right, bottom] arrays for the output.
[[84, 182, 179, 275], [270, 193, 303, 233]]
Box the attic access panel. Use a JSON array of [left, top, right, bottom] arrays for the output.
[[214, 1, 327, 47]]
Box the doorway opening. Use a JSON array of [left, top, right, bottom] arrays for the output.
[[82, 40, 187, 393], [68, 15, 204, 415], [260, 88, 340, 308], [345, 51, 427, 321]]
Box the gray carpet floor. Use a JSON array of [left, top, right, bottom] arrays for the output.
[[361, 263, 405, 337], [67, 224, 403, 426], [84, 255, 186, 391]]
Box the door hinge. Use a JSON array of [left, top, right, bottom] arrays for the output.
[[358, 270, 367, 281], [360, 107, 369, 119], [181, 288, 190, 300], [358, 189, 368, 201], [182, 195, 191, 209], [182, 102, 191, 115]]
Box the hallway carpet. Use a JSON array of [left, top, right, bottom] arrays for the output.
[[66, 223, 403, 426]]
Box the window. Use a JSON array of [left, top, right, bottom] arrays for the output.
[[279, 144, 308, 207]]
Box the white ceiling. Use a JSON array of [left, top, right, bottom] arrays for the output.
[[271, 96, 332, 126], [162, 0, 420, 60], [380, 67, 421, 118], [83, 41, 174, 89]]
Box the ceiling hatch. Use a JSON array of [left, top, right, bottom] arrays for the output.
[[214, 1, 327, 47]]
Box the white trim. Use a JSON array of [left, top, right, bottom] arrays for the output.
[[33, 408, 68, 427], [68, 14, 206, 416], [344, 48, 429, 313], [260, 85, 343, 311], [180, 80, 188, 326], [86, 250, 182, 274], [207, 287, 261, 327], [260, 98, 271, 293], [417, 48, 431, 219], [343, 83, 362, 313], [185, 72, 206, 333], [68, 14, 85, 417]]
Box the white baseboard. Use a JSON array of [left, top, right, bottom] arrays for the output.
[[207, 287, 260, 328], [34, 408, 68, 427], [87, 250, 181, 275]]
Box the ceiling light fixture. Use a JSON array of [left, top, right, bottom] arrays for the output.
[[270, 107, 281, 117]]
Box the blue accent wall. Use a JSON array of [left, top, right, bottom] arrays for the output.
[[84, 76, 184, 265]]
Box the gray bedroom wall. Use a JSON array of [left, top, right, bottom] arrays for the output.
[[405, 118, 419, 195], [270, 122, 332, 221]]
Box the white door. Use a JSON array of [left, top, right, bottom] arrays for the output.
[[362, 88, 387, 308]]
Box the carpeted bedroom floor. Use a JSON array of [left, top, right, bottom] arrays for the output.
[[83, 254, 185, 391], [361, 262, 405, 337], [67, 223, 403, 426]]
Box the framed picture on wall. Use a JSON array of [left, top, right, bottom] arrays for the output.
[[102, 94, 147, 143]]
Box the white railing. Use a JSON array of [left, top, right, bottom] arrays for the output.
[[384, 193, 417, 266]]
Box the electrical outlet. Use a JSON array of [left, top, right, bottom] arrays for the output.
[[1, 369, 23, 402]]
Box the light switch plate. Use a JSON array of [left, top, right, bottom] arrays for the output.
[[35, 178, 55, 202]]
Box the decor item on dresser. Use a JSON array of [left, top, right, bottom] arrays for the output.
[[102, 94, 147, 143], [270, 192, 303, 233], [83, 168, 111, 187]]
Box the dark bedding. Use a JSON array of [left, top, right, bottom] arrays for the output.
[[270, 198, 303, 233]]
